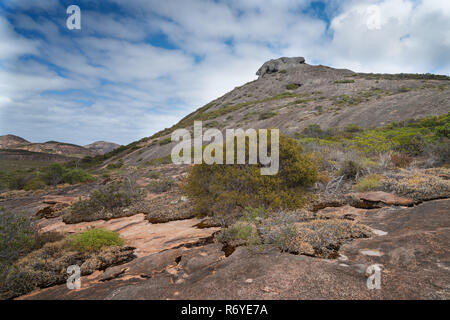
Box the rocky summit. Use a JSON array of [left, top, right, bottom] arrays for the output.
[[256, 56, 306, 77], [1, 57, 449, 300]]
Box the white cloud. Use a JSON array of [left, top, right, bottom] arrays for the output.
[[326, 0, 450, 74]]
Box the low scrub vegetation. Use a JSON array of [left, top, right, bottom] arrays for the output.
[[145, 155, 172, 166], [258, 111, 277, 120], [106, 160, 123, 170], [334, 79, 355, 84], [149, 92, 310, 139], [298, 113, 450, 159], [382, 168, 450, 202], [285, 83, 301, 90], [353, 174, 383, 192], [158, 137, 172, 146], [338, 160, 366, 179], [147, 178, 175, 194], [355, 72, 450, 81], [219, 207, 371, 258], [1, 224, 130, 299], [0, 209, 65, 298], [64, 180, 144, 223], [390, 153, 413, 168], [0, 163, 94, 192]]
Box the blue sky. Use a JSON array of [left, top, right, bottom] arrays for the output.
[[0, 0, 449, 145]]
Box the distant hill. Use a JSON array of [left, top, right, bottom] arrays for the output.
[[0, 135, 119, 165], [0, 134, 29, 148], [84, 141, 121, 155], [0, 140, 97, 158]]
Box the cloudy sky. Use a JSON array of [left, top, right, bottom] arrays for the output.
[[1, 0, 449, 145]]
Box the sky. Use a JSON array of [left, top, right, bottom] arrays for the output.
[[0, 0, 449, 146]]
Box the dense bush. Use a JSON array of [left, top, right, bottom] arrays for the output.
[[184, 134, 318, 216]]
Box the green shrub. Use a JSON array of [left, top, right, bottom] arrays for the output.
[[0, 209, 36, 290], [286, 219, 371, 258], [106, 161, 123, 170], [344, 124, 362, 133], [338, 160, 364, 179], [147, 178, 175, 194], [259, 111, 277, 120], [7, 172, 32, 190], [42, 163, 65, 186], [62, 168, 94, 184], [184, 134, 318, 216], [435, 123, 450, 138], [23, 177, 46, 191], [204, 121, 222, 128], [0, 209, 36, 266], [334, 79, 355, 84], [68, 228, 124, 252], [3, 234, 131, 299], [159, 137, 172, 146], [145, 155, 172, 165], [67, 181, 144, 223], [301, 124, 327, 139], [286, 83, 301, 90], [147, 171, 161, 179], [354, 174, 383, 191]]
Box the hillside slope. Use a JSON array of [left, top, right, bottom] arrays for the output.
[[104, 57, 449, 166], [84, 141, 121, 155]]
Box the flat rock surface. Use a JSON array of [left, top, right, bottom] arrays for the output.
[[22, 199, 449, 300], [39, 214, 220, 258], [355, 191, 414, 206]]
